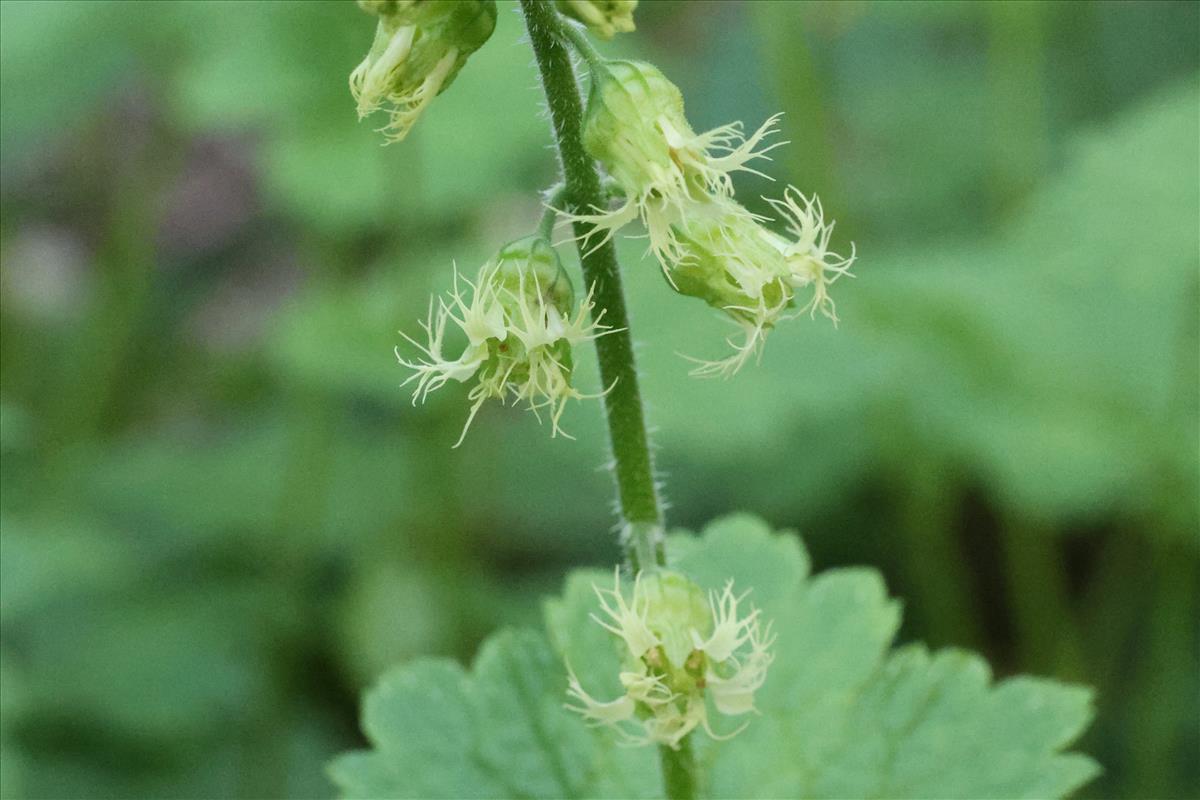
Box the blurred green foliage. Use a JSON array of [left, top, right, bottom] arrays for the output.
[[0, 1, 1196, 798]]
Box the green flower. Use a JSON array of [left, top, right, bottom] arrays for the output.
[[568, 60, 782, 268], [397, 237, 612, 445], [560, 59, 856, 375], [566, 568, 775, 748], [673, 190, 855, 376], [350, 0, 497, 143]]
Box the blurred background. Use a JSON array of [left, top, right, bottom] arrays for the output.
[[1, 1, 1197, 798]]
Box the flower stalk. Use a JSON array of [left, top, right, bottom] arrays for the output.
[[520, 0, 664, 571], [520, 2, 697, 796]]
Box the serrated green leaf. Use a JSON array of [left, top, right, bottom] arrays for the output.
[[329, 629, 659, 799], [354, 660, 501, 799], [332, 515, 1097, 799], [544, 568, 625, 700], [668, 512, 810, 611]]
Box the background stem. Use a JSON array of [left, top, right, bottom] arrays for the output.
[[895, 459, 985, 652], [998, 516, 1084, 680], [520, 3, 697, 798]]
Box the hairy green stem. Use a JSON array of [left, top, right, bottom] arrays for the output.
[[520, 0, 663, 569], [520, 3, 696, 798]]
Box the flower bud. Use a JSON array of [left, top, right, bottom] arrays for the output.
[[567, 60, 782, 268], [566, 568, 775, 749], [397, 236, 611, 446], [555, 0, 637, 40], [350, 0, 497, 143]]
